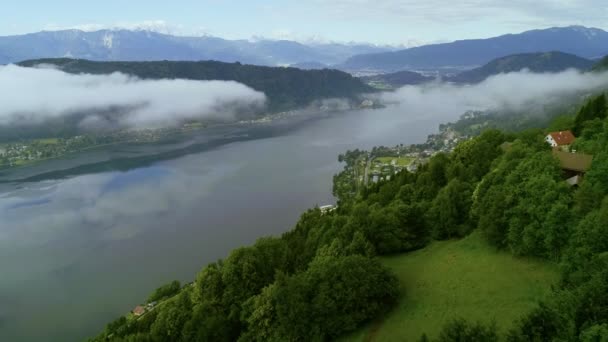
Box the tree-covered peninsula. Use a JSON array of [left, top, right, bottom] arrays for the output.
[[18, 58, 374, 113]]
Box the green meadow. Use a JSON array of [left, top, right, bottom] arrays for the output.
[[344, 232, 559, 341]]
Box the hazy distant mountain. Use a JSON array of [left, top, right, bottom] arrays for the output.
[[358, 51, 594, 89], [446, 51, 594, 84], [0, 29, 393, 66], [290, 61, 328, 70], [340, 26, 608, 72]]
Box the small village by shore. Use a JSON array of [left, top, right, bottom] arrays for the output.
[[334, 109, 594, 200], [0, 127, 188, 168], [335, 111, 474, 196]]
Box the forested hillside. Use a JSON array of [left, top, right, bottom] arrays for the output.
[[360, 70, 434, 89], [92, 93, 608, 341], [592, 56, 608, 72], [447, 51, 594, 84], [18, 58, 373, 112], [362, 51, 595, 89]]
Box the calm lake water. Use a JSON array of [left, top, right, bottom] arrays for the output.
[[0, 106, 454, 341]]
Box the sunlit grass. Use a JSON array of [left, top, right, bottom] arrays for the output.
[[36, 138, 60, 145], [375, 157, 413, 166], [343, 232, 559, 341]]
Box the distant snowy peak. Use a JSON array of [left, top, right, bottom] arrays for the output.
[[541, 25, 603, 39], [43, 20, 186, 36], [569, 25, 603, 39], [102, 33, 114, 49]]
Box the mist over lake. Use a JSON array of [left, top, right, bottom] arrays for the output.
[[0, 106, 453, 341]]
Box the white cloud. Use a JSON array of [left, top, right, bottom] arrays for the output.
[[382, 69, 608, 119], [259, 0, 608, 44], [5, 1, 606, 46], [0, 65, 266, 128], [311, 0, 608, 25]]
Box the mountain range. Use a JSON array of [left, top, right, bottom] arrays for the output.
[[363, 51, 598, 88], [0, 29, 393, 66], [340, 26, 608, 72], [3, 26, 608, 77]]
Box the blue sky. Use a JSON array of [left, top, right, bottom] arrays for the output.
[[3, 0, 608, 45]]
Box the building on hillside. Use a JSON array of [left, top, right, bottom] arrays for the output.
[[499, 142, 513, 152], [566, 175, 583, 187], [360, 99, 374, 108], [132, 305, 146, 316], [319, 205, 337, 214], [552, 150, 593, 186], [545, 130, 576, 150]]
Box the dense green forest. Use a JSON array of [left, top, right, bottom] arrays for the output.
[[448, 51, 594, 84], [92, 93, 608, 341], [364, 51, 596, 88], [18, 58, 373, 113]]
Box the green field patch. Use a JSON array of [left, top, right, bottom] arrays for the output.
[[183, 122, 205, 129], [375, 156, 413, 166], [367, 81, 394, 90], [343, 232, 558, 341], [35, 138, 60, 145]]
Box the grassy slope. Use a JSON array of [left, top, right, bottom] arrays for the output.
[[344, 232, 559, 341], [375, 157, 414, 167]]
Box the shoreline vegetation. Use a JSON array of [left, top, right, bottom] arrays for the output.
[[0, 102, 380, 171], [92, 91, 608, 341], [0, 111, 262, 170]]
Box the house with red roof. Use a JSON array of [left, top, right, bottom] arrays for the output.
[[132, 305, 146, 317], [545, 130, 576, 150]]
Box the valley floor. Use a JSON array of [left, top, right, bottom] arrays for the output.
[[343, 232, 559, 341]]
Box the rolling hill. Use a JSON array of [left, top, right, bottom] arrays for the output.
[[360, 70, 434, 89], [360, 51, 596, 88], [340, 26, 608, 72], [19, 58, 373, 112], [592, 56, 608, 71], [344, 233, 558, 341]]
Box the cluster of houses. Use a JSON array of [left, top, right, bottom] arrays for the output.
[[364, 129, 591, 188], [132, 301, 157, 317], [359, 99, 375, 108], [370, 158, 412, 183], [502, 130, 592, 187]]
